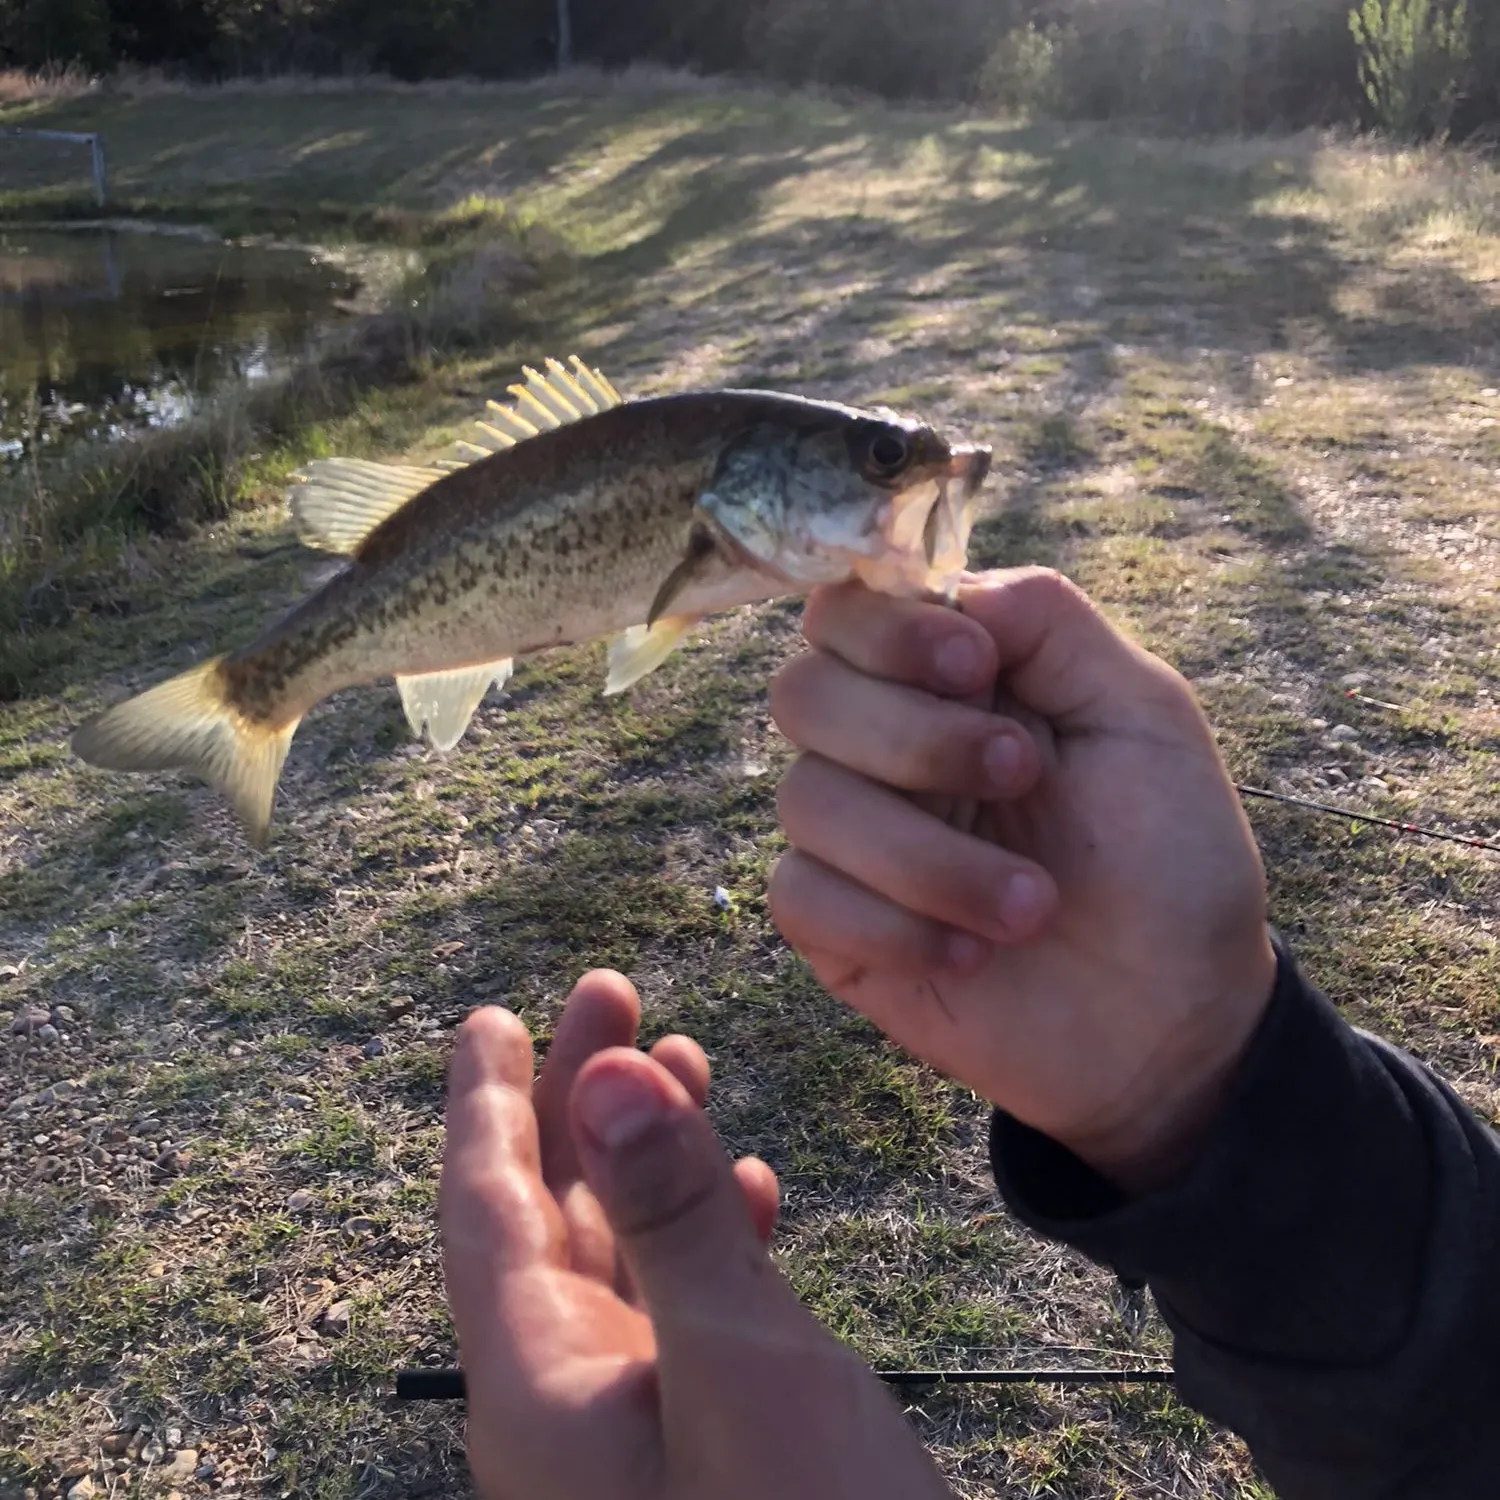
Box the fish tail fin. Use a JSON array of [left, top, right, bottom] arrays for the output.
[[70, 658, 299, 848]]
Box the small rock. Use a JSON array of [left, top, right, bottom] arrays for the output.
[[50, 1006, 76, 1026], [1307, 717, 1329, 731], [36, 1023, 60, 1044], [286, 1189, 317, 1212], [194, 1459, 217, 1480], [341, 1216, 378, 1241], [34, 1155, 62, 1180], [0, 963, 21, 981], [361, 1036, 386, 1058], [386, 995, 416, 1018], [5, 1093, 34, 1118], [104, 1125, 129, 1144], [713, 886, 734, 911], [38, 1080, 79, 1105], [139, 1436, 165, 1464], [89, 1194, 127, 1220], [88, 1146, 110, 1166], [281, 1093, 312, 1111], [153, 1148, 191, 1176], [1327, 724, 1361, 744], [8, 1008, 50, 1036], [430, 941, 465, 960], [319, 1300, 352, 1337], [163, 1427, 184, 1449], [146, 1261, 166, 1277], [100, 1430, 135, 1458], [65, 1476, 97, 1499]]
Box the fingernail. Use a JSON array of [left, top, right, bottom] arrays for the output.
[[946, 932, 991, 974], [984, 732, 1023, 790], [999, 872, 1050, 935], [576, 1068, 668, 1153], [934, 634, 983, 691]]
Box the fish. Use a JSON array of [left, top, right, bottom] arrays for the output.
[[70, 355, 991, 847]]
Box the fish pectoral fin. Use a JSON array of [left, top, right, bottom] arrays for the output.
[[396, 659, 514, 753], [448, 355, 625, 465], [604, 617, 698, 696], [647, 524, 721, 627], [289, 459, 446, 554]]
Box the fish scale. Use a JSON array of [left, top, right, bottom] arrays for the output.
[[71, 356, 992, 847]]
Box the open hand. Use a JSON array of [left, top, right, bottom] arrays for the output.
[[440, 971, 953, 1500], [768, 569, 1278, 1191]]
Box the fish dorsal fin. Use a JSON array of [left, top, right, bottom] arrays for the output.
[[289, 459, 447, 555], [603, 616, 698, 697], [396, 659, 515, 753], [441, 355, 624, 468]]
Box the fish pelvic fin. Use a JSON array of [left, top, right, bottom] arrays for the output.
[[396, 658, 514, 753], [604, 616, 698, 696], [440, 356, 625, 468], [288, 459, 448, 555], [70, 658, 299, 848]]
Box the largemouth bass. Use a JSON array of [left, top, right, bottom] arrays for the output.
[[71, 356, 991, 846]]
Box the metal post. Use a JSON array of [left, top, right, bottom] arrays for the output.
[[556, 0, 572, 69], [90, 134, 108, 207], [2, 127, 109, 208]]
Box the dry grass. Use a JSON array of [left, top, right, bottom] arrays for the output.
[[0, 75, 1497, 1500], [0, 65, 97, 106]]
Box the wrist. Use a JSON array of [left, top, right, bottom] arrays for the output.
[[1055, 930, 1279, 1196]]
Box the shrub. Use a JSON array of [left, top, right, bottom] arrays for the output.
[[1349, 0, 1472, 140]]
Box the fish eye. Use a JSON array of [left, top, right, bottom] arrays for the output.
[[867, 432, 911, 474]]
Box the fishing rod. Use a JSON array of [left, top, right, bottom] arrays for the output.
[[1234, 784, 1500, 855], [393, 1364, 1175, 1402]]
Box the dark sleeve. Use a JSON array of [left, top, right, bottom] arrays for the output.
[[988, 936, 1500, 1499]]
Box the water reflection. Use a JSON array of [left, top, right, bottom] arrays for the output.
[[0, 229, 360, 463]]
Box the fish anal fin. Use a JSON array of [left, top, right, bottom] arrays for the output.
[[446, 355, 624, 467], [604, 617, 698, 696], [289, 459, 445, 555], [396, 659, 514, 753]]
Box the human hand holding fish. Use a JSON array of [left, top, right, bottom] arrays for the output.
[[769, 569, 1280, 1195], [70, 356, 990, 846]]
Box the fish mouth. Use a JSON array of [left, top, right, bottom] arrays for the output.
[[946, 443, 992, 495]]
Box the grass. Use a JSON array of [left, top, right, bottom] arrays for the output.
[[1, 70, 1498, 1500]]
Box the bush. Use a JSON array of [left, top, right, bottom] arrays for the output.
[[1000, 0, 1360, 134], [1349, 0, 1472, 140], [746, 0, 1011, 102], [978, 22, 1071, 119]]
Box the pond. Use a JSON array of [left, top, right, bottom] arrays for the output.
[[0, 226, 363, 465]]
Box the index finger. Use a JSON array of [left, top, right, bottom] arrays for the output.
[[802, 581, 999, 697]]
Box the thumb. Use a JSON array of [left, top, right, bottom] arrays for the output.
[[957, 566, 1189, 732], [570, 1048, 795, 1336]]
